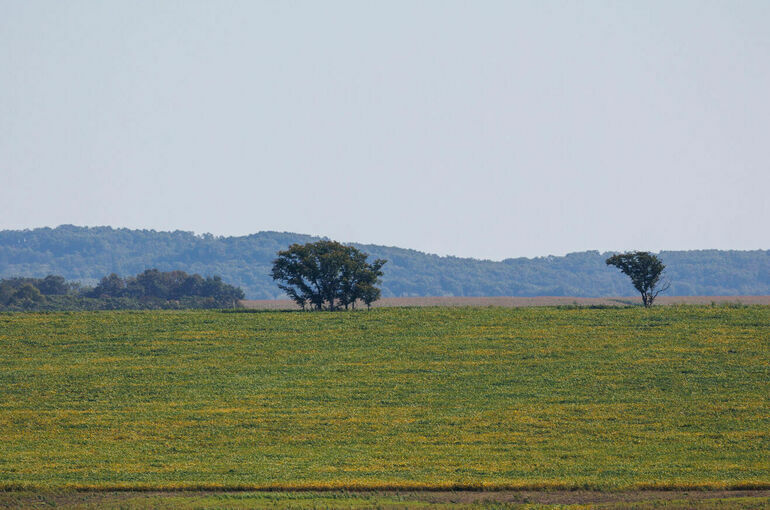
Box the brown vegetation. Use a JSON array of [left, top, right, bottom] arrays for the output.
[[1, 489, 768, 508], [241, 295, 770, 310]]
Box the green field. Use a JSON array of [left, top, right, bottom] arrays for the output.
[[1, 306, 768, 492]]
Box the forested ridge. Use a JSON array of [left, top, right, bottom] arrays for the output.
[[1, 225, 768, 299]]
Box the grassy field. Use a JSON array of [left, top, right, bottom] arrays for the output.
[[0, 306, 768, 494]]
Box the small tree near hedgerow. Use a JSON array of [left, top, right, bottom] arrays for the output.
[[606, 251, 670, 307]]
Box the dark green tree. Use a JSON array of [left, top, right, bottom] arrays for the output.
[[272, 240, 386, 311], [91, 273, 126, 297], [338, 248, 386, 310], [37, 275, 70, 295], [9, 283, 46, 308], [0, 281, 16, 305], [202, 275, 245, 308], [358, 280, 382, 310], [606, 251, 670, 307]]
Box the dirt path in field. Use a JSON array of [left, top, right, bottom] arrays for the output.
[[2, 489, 769, 508], [242, 295, 770, 310]]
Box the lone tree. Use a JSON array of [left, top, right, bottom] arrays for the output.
[[271, 240, 386, 311], [606, 251, 670, 307]]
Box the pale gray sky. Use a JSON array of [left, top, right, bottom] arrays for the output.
[[2, 1, 768, 260]]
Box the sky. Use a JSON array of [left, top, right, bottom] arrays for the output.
[[1, 1, 769, 260]]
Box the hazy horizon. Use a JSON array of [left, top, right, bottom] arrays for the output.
[[5, 223, 770, 263], [2, 1, 769, 260]]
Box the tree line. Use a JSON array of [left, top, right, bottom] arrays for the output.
[[2, 226, 768, 299], [0, 245, 676, 310], [0, 270, 244, 311]]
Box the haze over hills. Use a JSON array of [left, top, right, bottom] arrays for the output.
[[0, 226, 768, 300]]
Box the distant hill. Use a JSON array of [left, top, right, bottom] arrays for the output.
[[1, 225, 768, 299]]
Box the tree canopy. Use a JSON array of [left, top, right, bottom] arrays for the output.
[[0, 270, 244, 311], [606, 251, 670, 307], [88, 269, 244, 307], [271, 241, 386, 310]]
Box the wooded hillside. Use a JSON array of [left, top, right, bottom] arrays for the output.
[[1, 226, 768, 299]]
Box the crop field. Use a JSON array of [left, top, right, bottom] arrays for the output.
[[0, 306, 768, 506]]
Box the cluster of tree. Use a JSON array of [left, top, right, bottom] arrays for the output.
[[1, 226, 769, 299], [272, 241, 386, 310], [0, 275, 79, 309], [88, 269, 244, 307], [0, 269, 244, 311]]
